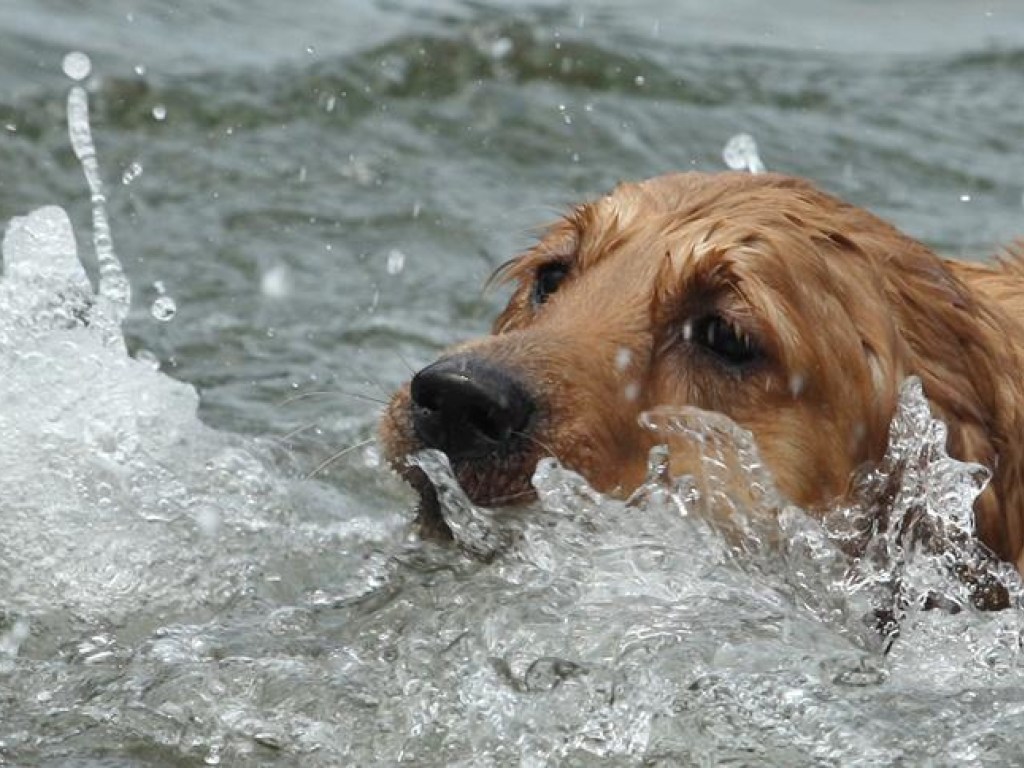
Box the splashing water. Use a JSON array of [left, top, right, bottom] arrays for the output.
[[65, 51, 131, 327], [393, 377, 1024, 764], [723, 132, 766, 174]]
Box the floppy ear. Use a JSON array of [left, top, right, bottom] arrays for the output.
[[886, 245, 1024, 564]]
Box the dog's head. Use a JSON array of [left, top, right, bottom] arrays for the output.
[[379, 172, 1024, 561]]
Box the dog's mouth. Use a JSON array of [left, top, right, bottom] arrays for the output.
[[399, 451, 541, 541], [403, 465, 452, 541]]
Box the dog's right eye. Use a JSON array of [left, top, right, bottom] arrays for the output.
[[687, 314, 760, 367], [532, 263, 569, 306]]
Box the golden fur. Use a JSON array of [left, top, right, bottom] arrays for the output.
[[380, 172, 1024, 573]]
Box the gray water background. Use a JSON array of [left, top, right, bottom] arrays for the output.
[[4, 0, 1024, 443], [4, 1, 1024, 765]]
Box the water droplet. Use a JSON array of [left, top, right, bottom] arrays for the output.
[[195, 507, 221, 538], [121, 161, 143, 185], [363, 444, 381, 468], [150, 295, 177, 322], [62, 51, 92, 81], [722, 133, 766, 174], [490, 37, 513, 59], [0, 619, 30, 656], [68, 74, 131, 321], [133, 348, 161, 370], [634, 75, 646, 87], [615, 347, 632, 371], [261, 264, 292, 299], [151, 104, 167, 121], [386, 249, 406, 275]]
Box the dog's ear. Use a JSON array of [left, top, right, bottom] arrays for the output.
[[888, 246, 1024, 563]]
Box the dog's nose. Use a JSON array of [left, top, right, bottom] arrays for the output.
[[410, 356, 535, 459]]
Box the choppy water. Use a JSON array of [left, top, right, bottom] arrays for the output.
[[4, 1, 1024, 765]]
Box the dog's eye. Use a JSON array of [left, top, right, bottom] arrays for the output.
[[532, 263, 569, 306], [687, 315, 759, 366]]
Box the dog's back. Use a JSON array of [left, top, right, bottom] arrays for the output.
[[950, 247, 1024, 325]]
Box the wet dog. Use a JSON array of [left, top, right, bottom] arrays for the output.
[[379, 171, 1024, 575]]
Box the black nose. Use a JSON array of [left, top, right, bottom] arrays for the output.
[[410, 356, 535, 459]]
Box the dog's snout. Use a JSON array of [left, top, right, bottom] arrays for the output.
[[410, 357, 535, 459]]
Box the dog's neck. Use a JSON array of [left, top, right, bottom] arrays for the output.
[[904, 252, 1024, 567]]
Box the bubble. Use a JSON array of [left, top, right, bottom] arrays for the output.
[[150, 295, 177, 322], [386, 249, 406, 275], [62, 51, 92, 81], [151, 104, 167, 121]]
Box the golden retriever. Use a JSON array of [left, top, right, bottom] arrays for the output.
[[379, 171, 1024, 576]]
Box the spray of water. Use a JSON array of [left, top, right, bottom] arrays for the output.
[[64, 51, 131, 325], [722, 133, 766, 174]]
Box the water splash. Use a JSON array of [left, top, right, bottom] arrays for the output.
[[407, 449, 520, 559], [411, 375, 1021, 653], [722, 133, 766, 174], [150, 280, 177, 321], [829, 378, 1020, 640], [65, 51, 131, 326]]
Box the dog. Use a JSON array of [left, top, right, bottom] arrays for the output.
[[379, 171, 1024, 577]]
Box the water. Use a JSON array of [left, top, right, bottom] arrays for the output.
[[4, 1, 1024, 764]]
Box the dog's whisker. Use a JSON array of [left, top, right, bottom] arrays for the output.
[[394, 350, 418, 376], [306, 437, 376, 479], [486, 488, 538, 506], [517, 431, 559, 460], [278, 421, 321, 444], [278, 389, 387, 407]]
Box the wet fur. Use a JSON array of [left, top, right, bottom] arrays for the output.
[[380, 172, 1024, 574]]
